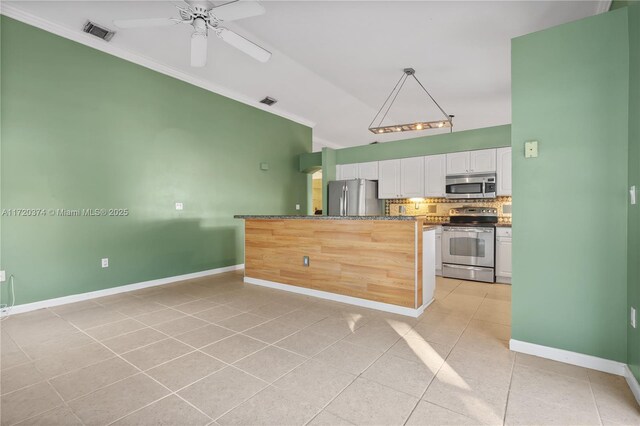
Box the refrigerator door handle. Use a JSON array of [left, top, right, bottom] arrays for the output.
[[344, 184, 349, 215], [339, 188, 344, 216]]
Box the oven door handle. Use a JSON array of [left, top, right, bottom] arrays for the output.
[[444, 264, 489, 271], [443, 227, 494, 233]]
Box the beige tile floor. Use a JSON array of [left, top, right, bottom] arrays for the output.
[[1, 272, 639, 425]]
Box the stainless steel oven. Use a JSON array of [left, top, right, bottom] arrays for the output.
[[441, 207, 497, 283], [445, 173, 496, 199]]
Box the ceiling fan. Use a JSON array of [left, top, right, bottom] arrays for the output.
[[113, 1, 271, 67]]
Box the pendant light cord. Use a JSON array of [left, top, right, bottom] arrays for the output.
[[410, 74, 451, 124], [378, 73, 409, 128], [368, 69, 453, 132], [368, 72, 407, 129]]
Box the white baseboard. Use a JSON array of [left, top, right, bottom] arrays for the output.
[[509, 339, 626, 376], [625, 365, 640, 405], [244, 276, 427, 318], [7, 264, 244, 315]]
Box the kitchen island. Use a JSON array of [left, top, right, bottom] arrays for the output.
[[234, 215, 436, 317]]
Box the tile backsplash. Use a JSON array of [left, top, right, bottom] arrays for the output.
[[385, 196, 513, 224]]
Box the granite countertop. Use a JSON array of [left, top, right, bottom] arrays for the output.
[[234, 215, 425, 221]]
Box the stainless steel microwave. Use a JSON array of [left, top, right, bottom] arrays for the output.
[[445, 173, 497, 199]]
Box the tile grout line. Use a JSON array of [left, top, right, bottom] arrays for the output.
[[501, 347, 518, 425], [45, 307, 218, 425], [23, 290, 324, 425], [586, 368, 606, 426], [303, 305, 437, 425], [401, 286, 489, 426], [5, 276, 514, 426]]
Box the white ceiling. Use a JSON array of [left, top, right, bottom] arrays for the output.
[[2, 1, 606, 150]]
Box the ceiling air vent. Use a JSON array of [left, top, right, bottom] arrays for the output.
[[260, 96, 277, 106], [83, 21, 115, 41]]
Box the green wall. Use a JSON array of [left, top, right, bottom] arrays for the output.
[[628, 1, 640, 381], [0, 16, 311, 305], [321, 148, 337, 213], [512, 9, 630, 362], [335, 125, 511, 164]]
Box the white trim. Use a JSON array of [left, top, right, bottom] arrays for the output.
[[596, 0, 613, 14], [0, 5, 315, 129], [7, 264, 244, 315], [624, 365, 640, 406], [509, 339, 626, 376], [313, 137, 344, 150], [244, 276, 430, 317], [414, 221, 419, 309]]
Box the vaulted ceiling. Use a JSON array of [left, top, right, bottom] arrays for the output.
[[2, 1, 608, 150]]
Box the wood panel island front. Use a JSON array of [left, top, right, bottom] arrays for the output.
[[234, 215, 436, 317]]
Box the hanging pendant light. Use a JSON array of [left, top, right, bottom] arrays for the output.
[[368, 68, 453, 134]]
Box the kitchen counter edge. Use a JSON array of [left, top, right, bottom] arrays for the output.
[[234, 215, 425, 221]]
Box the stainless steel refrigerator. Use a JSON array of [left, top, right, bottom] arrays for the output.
[[328, 179, 382, 216]]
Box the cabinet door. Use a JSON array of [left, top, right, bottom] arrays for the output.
[[400, 157, 424, 197], [424, 154, 446, 197], [496, 147, 512, 196], [435, 234, 442, 274], [378, 159, 401, 198], [337, 164, 357, 180], [496, 238, 512, 278], [358, 161, 379, 180], [469, 149, 497, 173], [446, 152, 469, 174]]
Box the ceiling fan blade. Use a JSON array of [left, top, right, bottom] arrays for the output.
[[191, 33, 208, 67], [210, 1, 265, 22], [218, 28, 271, 62], [113, 18, 178, 29]]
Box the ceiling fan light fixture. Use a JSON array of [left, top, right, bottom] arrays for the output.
[[368, 68, 453, 134]]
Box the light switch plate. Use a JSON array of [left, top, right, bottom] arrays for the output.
[[632, 307, 637, 329], [295, 204, 300, 210], [630, 186, 637, 205], [0, 271, 5, 282], [175, 202, 184, 211], [525, 140, 538, 158], [101, 258, 109, 268]]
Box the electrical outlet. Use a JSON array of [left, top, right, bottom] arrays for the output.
[[175, 202, 184, 211], [303, 256, 310, 267], [101, 258, 109, 268], [525, 140, 539, 158], [632, 307, 637, 329], [0, 270, 5, 282], [295, 204, 300, 211]]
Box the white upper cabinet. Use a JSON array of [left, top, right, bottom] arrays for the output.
[[446, 149, 497, 174], [378, 159, 402, 199], [336, 164, 357, 180], [469, 149, 497, 173], [357, 161, 379, 180], [400, 157, 425, 198], [424, 154, 446, 197], [496, 147, 512, 196], [446, 152, 469, 175]]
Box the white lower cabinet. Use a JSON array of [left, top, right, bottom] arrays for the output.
[[496, 227, 512, 283], [435, 227, 442, 275]]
